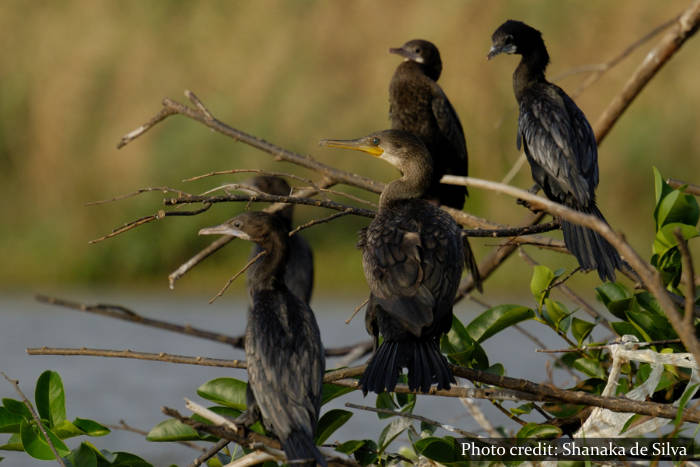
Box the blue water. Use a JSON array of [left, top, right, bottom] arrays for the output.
[[0, 292, 570, 466]]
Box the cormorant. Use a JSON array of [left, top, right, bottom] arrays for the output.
[[199, 212, 326, 466], [243, 176, 314, 304], [321, 129, 470, 394], [389, 39, 469, 210], [488, 20, 622, 281]]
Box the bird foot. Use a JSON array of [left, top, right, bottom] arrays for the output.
[[516, 198, 541, 213]]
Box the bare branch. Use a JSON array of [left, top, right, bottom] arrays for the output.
[[36, 294, 244, 347], [674, 229, 696, 328], [463, 221, 559, 238], [289, 210, 355, 237], [443, 175, 700, 367], [189, 439, 228, 467], [116, 106, 178, 148], [209, 251, 266, 304], [169, 235, 234, 289], [1, 372, 67, 467], [345, 297, 369, 325], [26, 347, 248, 369], [593, 0, 700, 143], [86, 186, 193, 206], [667, 177, 700, 197]]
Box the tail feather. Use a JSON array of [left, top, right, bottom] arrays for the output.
[[283, 430, 327, 467], [561, 204, 622, 282], [359, 340, 454, 394]]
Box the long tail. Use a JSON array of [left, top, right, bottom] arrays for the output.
[[560, 203, 622, 282], [283, 430, 327, 467], [359, 339, 454, 395]]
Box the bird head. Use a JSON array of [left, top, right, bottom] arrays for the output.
[[320, 129, 430, 175], [488, 20, 546, 60], [390, 39, 442, 80], [199, 211, 284, 245], [243, 175, 292, 197]]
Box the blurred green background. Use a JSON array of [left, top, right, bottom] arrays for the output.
[[1, 1, 699, 298]]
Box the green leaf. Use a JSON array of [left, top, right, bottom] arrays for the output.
[[146, 419, 201, 441], [611, 321, 643, 340], [19, 419, 70, 460], [413, 436, 457, 463], [35, 371, 66, 428], [626, 307, 675, 341], [541, 403, 584, 418], [571, 318, 595, 345], [315, 409, 352, 444], [595, 282, 631, 306], [321, 384, 354, 406], [511, 403, 535, 415], [466, 305, 534, 343], [573, 358, 606, 379], [653, 223, 699, 256], [108, 452, 153, 467], [335, 439, 367, 454], [443, 316, 475, 352], [530, 265, 554, 304], [0, 407, 23, 433], [2, 399, 31, 419], [197, 378, 247, 410], [655, 185, 700, 229], [516, 423, 562, 439], [543, 299, 571, 332], [653, 167, 673, 208], [52, 419, 85, 439], [0, 433, 23, 451], [375, 393, 397, 419], [675, 383, 699, 429], [378, 417, 411, 451], [336, 439, 377, 465], [73, 418, 110, 437], [65, 443, 97, 467]]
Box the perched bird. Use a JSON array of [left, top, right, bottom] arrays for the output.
[[243, 175, 314, 304], [389, 39, 469, 210], [488, 20, 622, 281], [321, 129, 472, 394], [199, 212, 326, 467]]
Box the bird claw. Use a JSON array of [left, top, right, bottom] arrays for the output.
[[516, 198, 542, 213]]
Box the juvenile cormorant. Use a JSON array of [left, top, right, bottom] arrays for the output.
[[389, 39, 469, 210], [488, 20, 622, 281], [199, 212, 326, 466], [321, 129, 470, 394], [243, 176, 314, 304]]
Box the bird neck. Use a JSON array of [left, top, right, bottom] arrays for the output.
[[379, 160, 432, 208], [513, 48, 549, 100], [249, 232, 289, 290], [398, 60, 441, 82]]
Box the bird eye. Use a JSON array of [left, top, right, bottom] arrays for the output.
[[414, 48, 421, 54], [234, 221, 241, 228], [372, 137, 380, 145]]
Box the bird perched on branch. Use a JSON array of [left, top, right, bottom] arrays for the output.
[[388, 39, 469, 210], [488, 20, 622, 281], [321, 129, 476, 394], [242, 175, 314, 304], [199, 212, 326, 467]]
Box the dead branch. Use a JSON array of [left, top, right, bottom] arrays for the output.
[[36, 294, 244, 347], [289, 209, 355, 236], [463, 221, 559, 237], [26, 347, 247, 369], [593, 0, 700, 143], [208, 251, 266, 304], [667, 177, 700, 197], [189, 439, 228, 467], [675, 229, 696, 327], [443, 175, 700, 368], [86, 186, 193, 206], [1, 372, 67, 467]]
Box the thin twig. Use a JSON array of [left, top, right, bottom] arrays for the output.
[[463, 221, 559, 238], [27, 347, 248, 369], [667, 178, 700, 197], [344, 402, 478, 438], [86, 186, 193, 206], [345, 297, 369, 325], [535, 338, 682, 353], [443, 175, 700, 367], [189, 439, 228, 467], [674, 229, 696, 328], [289, 210, 355, 237], [1, 372, 67, 467], [593, 0, 700, 143], [209, 251, 266, 304]]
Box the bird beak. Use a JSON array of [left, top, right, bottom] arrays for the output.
[[319, 137, 384, 157], [198, 222, 250, 240], [487, 43, 516, 60], [389, 46, 423, 63]]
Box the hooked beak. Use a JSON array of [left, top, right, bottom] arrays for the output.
[[198, 222, 250, 240], [487, 43, 516, 60], [389, 46, 423, 63], [319, 137, 384, 157]]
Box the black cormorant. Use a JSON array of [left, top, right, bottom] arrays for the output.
[[488, 20, 622, 281], [199, 211, 326, 466], [321, 129, 470, 394], [389, 39, 469, 210], [243, 175, 314, 304]]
